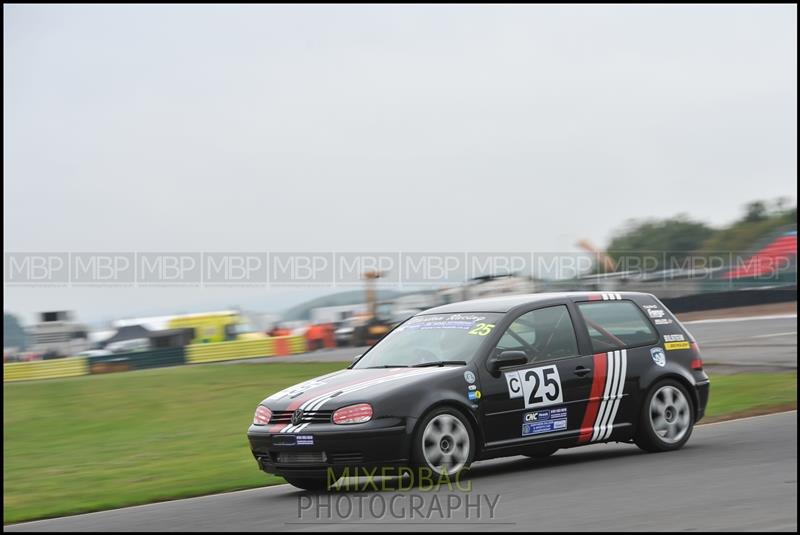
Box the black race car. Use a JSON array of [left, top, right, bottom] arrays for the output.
[[248, 292, 710, 490]]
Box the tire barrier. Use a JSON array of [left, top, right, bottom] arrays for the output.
[[186, 339, 272, 364], [185, 335, 306, 364], [3, 356, 89, 382], [87, 348, 186, 374]]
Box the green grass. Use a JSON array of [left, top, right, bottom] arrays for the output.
[[3, 365, 796, 524], [3, 362, 347, 524], [703, 371, 797, 420]]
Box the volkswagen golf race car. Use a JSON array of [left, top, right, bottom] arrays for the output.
[[247, 292, 710, 490]]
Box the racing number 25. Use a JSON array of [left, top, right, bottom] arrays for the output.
[[505, 365, 563, 408]]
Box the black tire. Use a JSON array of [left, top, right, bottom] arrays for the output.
[[412, 407, 476, 477], [635, 379, 695, 453], [524, 446, 559, 458], [284, 476, 330, 491]]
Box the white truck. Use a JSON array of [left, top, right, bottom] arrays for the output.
[[27, 311, 91, 358]]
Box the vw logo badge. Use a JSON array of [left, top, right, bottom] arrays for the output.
[[291, 409, 304, 426]]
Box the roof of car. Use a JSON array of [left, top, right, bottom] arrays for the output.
[[419, 291, 651, 314]]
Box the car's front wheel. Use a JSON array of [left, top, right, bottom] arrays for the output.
[[635, 379, 695, 452], [412, 407, 475, 477]]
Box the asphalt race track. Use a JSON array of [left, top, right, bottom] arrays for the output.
[[682, 315, 797, 368], [7, 412, 797, 532]]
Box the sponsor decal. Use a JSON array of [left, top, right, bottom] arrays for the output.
[[654, 318, 673, 325], [647, 308, 666, 319], [522, 407, 568, 436], [665, 341, 691, 351], [468, 390, 482, 401], [296, 435, 314, 446], [601, 292, 623, 300], [663, 334, 686, 342], [578, 350, 628, 443], [468, 384, 477, 391], [505, 365, 563, 408], [650, 347, 666, 367], [464, 371, 476, 384]]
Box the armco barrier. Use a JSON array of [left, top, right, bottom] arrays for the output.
[[3, 356, 89, 382]]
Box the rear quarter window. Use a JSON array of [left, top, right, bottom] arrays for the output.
[[577, 301, 659, 352]]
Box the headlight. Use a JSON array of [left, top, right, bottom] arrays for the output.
[[253, 405, 272, 425], [332, 403, 373, 424]]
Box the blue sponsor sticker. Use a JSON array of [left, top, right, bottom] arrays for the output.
[[296, 435, 314, 446], [522, 407, 567, 436]]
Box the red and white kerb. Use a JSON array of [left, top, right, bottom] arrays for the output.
[[579, 350, 628, 443]]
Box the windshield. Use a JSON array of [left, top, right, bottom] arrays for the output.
[[353, 313, 503, 368]]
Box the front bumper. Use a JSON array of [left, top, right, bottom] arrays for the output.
[[247, 417, 412, 478]]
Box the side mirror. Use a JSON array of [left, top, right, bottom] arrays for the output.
[[488, 350, 528, 373]]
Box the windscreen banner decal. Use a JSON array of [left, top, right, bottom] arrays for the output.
[[396, 314, 488, 332]]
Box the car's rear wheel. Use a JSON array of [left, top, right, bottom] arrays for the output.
[[412, 407, 475, 477], [635, 379, 694, 453], [283, 476, 329, 491]]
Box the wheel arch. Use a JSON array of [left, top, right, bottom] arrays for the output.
[[641, 371, 699, 420]]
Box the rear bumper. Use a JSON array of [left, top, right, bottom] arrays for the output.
[[247, 419, 411, 478], [695, 379, 710, 422]]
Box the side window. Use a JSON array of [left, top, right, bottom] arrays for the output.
[[577, 301, 658, 352], [495, 305, 579, 363]]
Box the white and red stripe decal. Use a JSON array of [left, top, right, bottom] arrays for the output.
[[578, 349, 627, 443], [272, 367, 451, 434]]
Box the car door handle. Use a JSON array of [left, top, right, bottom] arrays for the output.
[[573, 366, 591, 377]]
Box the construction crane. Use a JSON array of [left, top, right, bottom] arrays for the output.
[[576, 239, 616, 273], [351, 270, 392, 347]]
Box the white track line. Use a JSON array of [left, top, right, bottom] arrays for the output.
[[683, 313, 797, 325], [696, 409, 796, 427], [748, 331, 797, 339]]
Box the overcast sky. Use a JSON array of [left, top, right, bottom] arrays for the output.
[[3, 4, 797, 323]]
